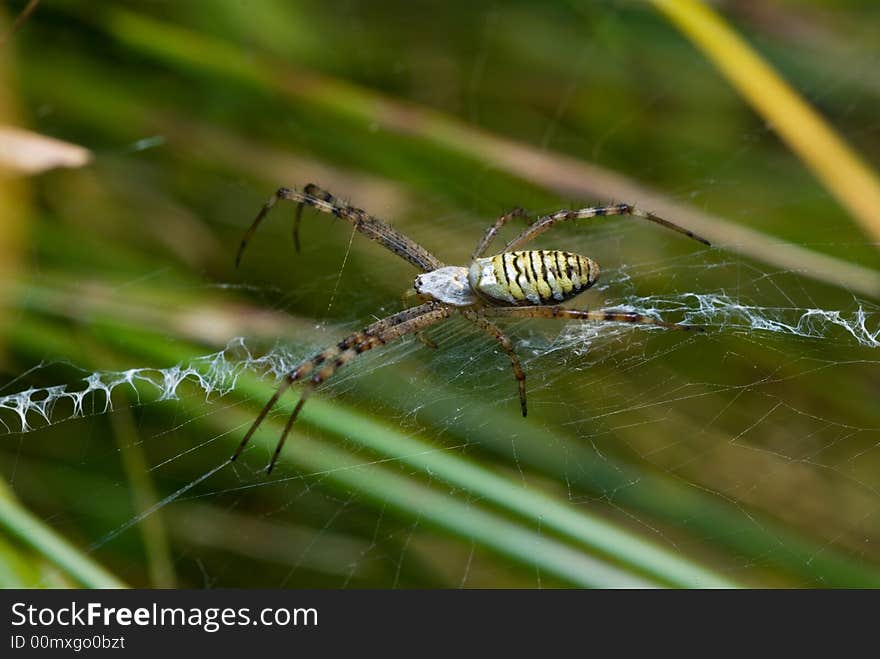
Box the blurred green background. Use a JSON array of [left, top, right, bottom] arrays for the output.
[[1, 0, 879, 588]]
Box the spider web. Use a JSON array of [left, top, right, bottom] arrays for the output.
[[4, 0, 880, 589], [3, 243, 879, 587], [2, 261, 876, 435]]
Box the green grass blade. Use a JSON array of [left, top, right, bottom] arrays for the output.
[[0, 480, 126, 589]]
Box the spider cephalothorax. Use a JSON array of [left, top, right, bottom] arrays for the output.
[[234, 184, 709, 473]]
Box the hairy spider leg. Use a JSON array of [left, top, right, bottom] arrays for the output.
[[471, 207, 528, 261], [262, 302, 440, 464], [236, 184, 444, 272], [231, 302, 451, 473], [483, 305, 705, 331], [231, 302, 443, 463], [501, 204, 711, 253], [292, 200, 305, 253], [461, 310, 527, 416]]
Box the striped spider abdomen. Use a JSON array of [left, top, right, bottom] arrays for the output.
[[469, 250, 600, 305]]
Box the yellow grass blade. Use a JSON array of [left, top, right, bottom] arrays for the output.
[[651, 0, 880, 245]]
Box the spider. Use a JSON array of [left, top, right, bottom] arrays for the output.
[[232, 183, 710, 473]]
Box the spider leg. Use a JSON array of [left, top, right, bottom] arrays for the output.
[[267, 387, 312, 474], [231, 367, 302, 464], [292, 200, 305, 253], [471, 207, 528, 261], [501, 204, 711, 253], [462, 310, 527, 416], [482, 305, 705, 331], [230, 326, 372, 465], [416, 332, 438, 349], [233, 302, 442, 464], [232, 302, 451, 474], [236, 189, 283, 268], [236, 183, 444, 272]]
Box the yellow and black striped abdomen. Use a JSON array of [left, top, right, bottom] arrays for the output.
[[467, 250, 599, 306]]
